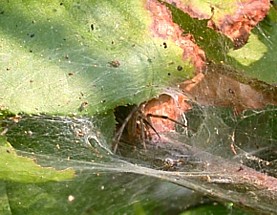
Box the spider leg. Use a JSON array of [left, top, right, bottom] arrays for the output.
[[136, 111, 160, 149], [147, 113, 188, 129], [139, 117, 147, 149], [112, 105, 139, 153], [142, 115, 161, 140]]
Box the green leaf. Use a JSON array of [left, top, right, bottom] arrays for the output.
[[167, 4, 233, 63], [2, 107, 276, 214], [0, 136, 75, 183], [179, 203, 248, 215], [0, 182, 11, 215], [164, 0, 276, 84], [0, 0, 193, 115], [227, 7, 277, 83]]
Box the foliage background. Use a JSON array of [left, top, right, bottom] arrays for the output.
[[0, 0, 276, 214]]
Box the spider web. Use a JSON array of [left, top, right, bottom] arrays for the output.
[[3, 100, 277, 214]]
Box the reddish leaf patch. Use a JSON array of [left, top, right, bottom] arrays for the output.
[[162, 0, 270, 48], [146, 0, 206, 72], [208, 0, 270, 48], [141, 92, 191, 135]]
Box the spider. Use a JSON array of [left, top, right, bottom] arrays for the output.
[[113, 104, 156, 153], [112, 101, 189, 153]]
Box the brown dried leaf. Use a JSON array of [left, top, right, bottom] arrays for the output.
[[141, 92, 191, 134], [179, 65, 277, 113]]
